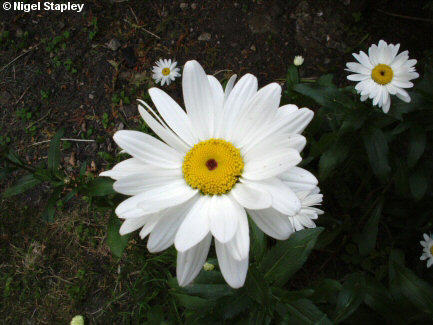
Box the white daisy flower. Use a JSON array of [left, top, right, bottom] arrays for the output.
[[152, 59, 180, 86], [420, 233, 433, 268], [288, 187, 323, 231], [346, 40, 419, 113], [101, 60, 320, 288], [294, 56, 304, 66]]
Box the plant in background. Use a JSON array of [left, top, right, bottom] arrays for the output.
[[101, 60, 322, 288], [151, 59, 181, 86], [346, 40, 419, 113], [1, 129, 116, 222]]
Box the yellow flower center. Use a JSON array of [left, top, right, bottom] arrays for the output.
[[162, 67, 171, 76], [371, 64, 393, 85], [182, 139, 244, 195]]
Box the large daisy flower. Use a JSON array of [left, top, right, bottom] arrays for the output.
[[152, 59, 181, 86], [101, 60, 321, 288], [346, 40, 419, 113], [420, 233, 433, 268]]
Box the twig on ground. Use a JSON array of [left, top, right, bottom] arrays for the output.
[[0, 44, 38, 73], [376, 9, 433, 23], [14, 87, 30, 105], [213, 69, 233, 76], [29, 138, 95, 147], [123, 19, 161, 39]]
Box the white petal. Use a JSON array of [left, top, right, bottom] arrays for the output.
[[234, 83, 281, 147], [230, 181, 272, 209], [346, 62, 371, 75], [248, 208, 294, 240], [175, 196, 211, 252], [136, 180, 199, 214], [287, 134, 307, 152], [427, 259, 433, 268], [277, 107, 314, 134], [279, 167, 318, 192], [182, 60, 215, 140], [215, 240, 248, 288], [147, 197, 197, 252], [347, 74, 370, 82], [208, 75, 225, 138], [225, 209, 250, 260], [223, 74, 237, 102], [209, 195, 241, 243], [119, 215, 150, 235], [177, 233, 212, 286], [353, 51, 373, 69], [113, 130, 183, 169], [221, 74, 258, 140], [243, 144, 301, 181], [113, 169, 182, 195], [259, 177, 301, 215], [139, 214, 159, 239], [147, 88, 198, 146], [100, 158, 149, 180]]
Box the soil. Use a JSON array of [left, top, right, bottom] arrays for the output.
[[0, 0, 432, 323]]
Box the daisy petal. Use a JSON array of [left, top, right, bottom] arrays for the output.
[[225, 209, 249, 260], [215, 240, 248, 288], [183, 60, 215, 140], [230, 181, 272, 209], [113, 130, 183, 169], [100, 158, 149, 180], [279, 167, 318, 192], [209, 195, 241, 243], [248, 208, 294, 240], [177, 233, 212, 286], [175, 196, 211, 252], [147, 197, 197, 252], [148, 88, 198, 146]]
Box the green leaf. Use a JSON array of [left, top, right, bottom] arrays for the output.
[[85, 177, 115, 196], [260, 228, 323, 286], [47, 128, 64, 173], [286, 299, 333, 325], [318, 137, 351, 180], [106, 214, 129, 258], [2, 173, 41, 198], [362, 127, 390, 181], [364, 276, 405, 324], [409, 169, 428, 201], [172, 292, 215, 311], [390, 261, 433, 314], [407, 127, 426, 168], [286, 65, 299, 89], [333, 272, 366, 324], [0, 167, 15, 181], [245, 265, 271, 305], [41, 192, 59, 222], [310, 278, 342, 304], [358, 198, 384, 256], [250, 221, 266, 262]]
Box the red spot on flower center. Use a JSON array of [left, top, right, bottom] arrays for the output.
[[206, 159, 218, 171]]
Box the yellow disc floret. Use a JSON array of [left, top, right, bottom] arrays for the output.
[[371, 64, 393, 85], [182, 139, 244, 195], [162, 67, 171, 76]]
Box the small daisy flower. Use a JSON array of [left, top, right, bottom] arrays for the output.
[[346, 40, 419, 113], [152, 59, 181, 86], [420, 233, 433, 268], [102, 60, 320, 288], [294, 56, 304, 66], [289, 187, 323, 231]]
